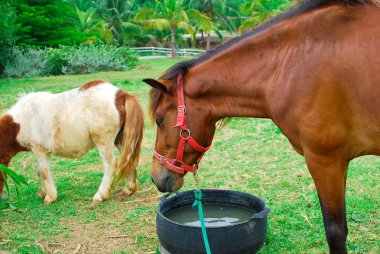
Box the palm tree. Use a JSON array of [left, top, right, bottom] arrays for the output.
[[187, 9, 214, 50], [73, 6, 105, 44], [136, 0, 209, 57], [186, 0, 240, 50], [89, 0, 145, 46]]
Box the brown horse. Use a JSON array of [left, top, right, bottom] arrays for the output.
[[143, 0, 380, 253]]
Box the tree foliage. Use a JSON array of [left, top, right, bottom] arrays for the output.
[[11, 0, 85, 46], [0, 1, 18, 73], [0, 0, 296, 75]]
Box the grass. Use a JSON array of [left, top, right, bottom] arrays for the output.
[[0, 58, 379, 254]]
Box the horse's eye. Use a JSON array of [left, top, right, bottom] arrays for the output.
[[156, 117, 163, 126]]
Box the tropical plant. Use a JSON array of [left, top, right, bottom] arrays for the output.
[[0, 164, 28, 210], [91, 0, 146, 46], [238, 0, 294, 33], [186, 0, 240, 49], [186, 9, 217, 50], [72, 5, 105, 44]]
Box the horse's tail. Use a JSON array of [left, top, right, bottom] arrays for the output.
[[114, 93, 144, 188]]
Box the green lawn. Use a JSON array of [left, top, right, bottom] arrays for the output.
[[0, 58, 379, 254]]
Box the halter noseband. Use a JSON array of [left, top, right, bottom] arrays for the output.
[[153, 73, 210, 174]]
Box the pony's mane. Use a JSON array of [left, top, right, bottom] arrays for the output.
[[149, 0, 377, 120]]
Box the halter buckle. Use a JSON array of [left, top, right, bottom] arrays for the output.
[[180, 129, 191, 139]]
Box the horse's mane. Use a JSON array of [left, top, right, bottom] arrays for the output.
[[159, 0, 376, 81], [149, 0, 377, 120]]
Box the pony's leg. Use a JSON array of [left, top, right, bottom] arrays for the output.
[[305, 153, 348, 254], [35, 151, 57, 204], [0, 173, 5, 199], [116, 143, 137, 196], [92, 144, 116, 203]]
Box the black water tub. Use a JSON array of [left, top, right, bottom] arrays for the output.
[[157, 189, 270, 254]]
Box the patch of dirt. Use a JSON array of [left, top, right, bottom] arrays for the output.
[[48, 187, 160, 254], [47, 220, 137, 254]]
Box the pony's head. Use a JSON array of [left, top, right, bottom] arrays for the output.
[[143, 72, 217, 192]]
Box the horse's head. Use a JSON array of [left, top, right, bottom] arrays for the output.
[[143, 73, 216, 192]]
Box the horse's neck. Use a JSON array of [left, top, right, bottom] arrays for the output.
[[187, 29, 288, 120], [186, 4, 349, 121]]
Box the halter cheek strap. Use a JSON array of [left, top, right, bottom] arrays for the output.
[[153, 73, 210, 174]]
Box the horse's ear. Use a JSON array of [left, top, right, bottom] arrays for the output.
[[143, 79, 169, 93]]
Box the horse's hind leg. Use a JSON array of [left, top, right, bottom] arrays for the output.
[[34, 150, 57, 205], [305, 152, 348, 254], [92, 143, 116, 203]]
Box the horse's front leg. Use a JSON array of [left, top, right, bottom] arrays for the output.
[[34, 150, 57, 205], [92, 144, 116, 203], [305, 152, 348, 254]]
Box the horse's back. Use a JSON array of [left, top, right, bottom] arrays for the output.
[[9, 82, 122, 157]]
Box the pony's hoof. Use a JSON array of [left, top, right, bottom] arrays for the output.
[[91, 199, 102, 204], [92, 193, 107, 204], [36, 191, 46, 199], [121, 185, 137, 196], [44, 195, 56, 205]]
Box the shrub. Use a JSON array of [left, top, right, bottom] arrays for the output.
[[3, 46, 50, 78], [61, 44, 138, 74], [115, 46, 139, 70], [2, 44, 138, 78], [46, 47, 69, 76]]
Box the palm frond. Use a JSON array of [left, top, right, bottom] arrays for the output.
[[0, 164, 28, 210]]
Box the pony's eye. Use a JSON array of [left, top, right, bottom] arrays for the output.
[[156, 117, 163, 126]]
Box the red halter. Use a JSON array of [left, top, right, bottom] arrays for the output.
[[153, 73, 210, 174]]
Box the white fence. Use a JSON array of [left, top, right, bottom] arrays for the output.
[[132, 47, 205, 56]]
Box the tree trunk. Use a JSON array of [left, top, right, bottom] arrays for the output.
[[206, 33, 211, 50], [170, 28, 177, 58]]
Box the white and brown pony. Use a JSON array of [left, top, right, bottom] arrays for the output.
[[0, 80, 144, 204]]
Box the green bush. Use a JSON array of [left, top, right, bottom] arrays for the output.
[[3, 46, 50, 78], [60, 44, 138, 74], [2, 44, 138, 78], [46, 47, 69, 76]]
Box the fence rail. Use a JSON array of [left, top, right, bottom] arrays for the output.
[[132, 47, 205, 56]]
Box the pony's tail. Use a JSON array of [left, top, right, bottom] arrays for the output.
[[115, 94, 144, 188]]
